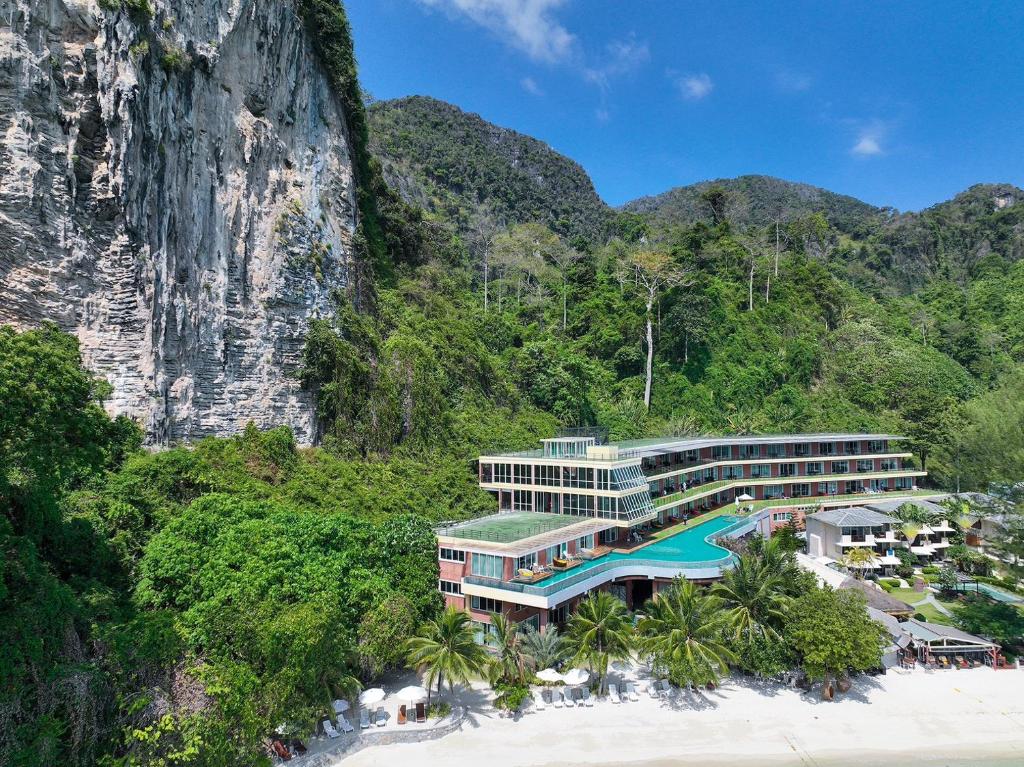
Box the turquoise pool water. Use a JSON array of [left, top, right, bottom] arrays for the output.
[[540, 515, 740, 586], [957, 582, 1024, 604]]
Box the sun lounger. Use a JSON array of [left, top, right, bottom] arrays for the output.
[[322, 719, 341, 739], [627, 682, 639, 701], [609, 684, 621, 704], [397, 704, 407, 724], [359, 709, 370, 729], [659, 680, 672, 698], [533, 691, 546, 711], [416, 702, 426, 723], [648, 682, 660, 699], [338, 715, 355, 733], [375, 707, 386, 727], [583, 687, 594, 707], [552, 689, 563, 708], [290, 739, 307, 755]]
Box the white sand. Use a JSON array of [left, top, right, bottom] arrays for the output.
[[337, 667, 1024, 767]]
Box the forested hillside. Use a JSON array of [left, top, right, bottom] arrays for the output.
[[367, 96, 615, 245], [4, 5, 1024, 767]]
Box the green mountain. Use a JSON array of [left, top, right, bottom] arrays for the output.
[[623, 174, 884, 236], [367, 95, 614, 245]]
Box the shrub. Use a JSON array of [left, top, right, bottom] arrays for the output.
[[427, 701, 451, 719], [160, 43, 190, 73], [922, 565, 940, 575], [877, 580, 895, 593], [913, 612, 928, 622]]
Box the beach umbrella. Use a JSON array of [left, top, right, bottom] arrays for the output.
[[332, 699, 350, 714], [396, 685, 428, 702], [737, 493, 754, 502], [536, 668, 563, 683], [359, 688, 386, 706], [562, 668, 589, 686]]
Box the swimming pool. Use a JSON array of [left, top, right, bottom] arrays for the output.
[[956, 582, 1024, 604], [537, 514, 741, 588]]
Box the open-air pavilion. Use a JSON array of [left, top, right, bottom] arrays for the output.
[[902, 619, 1001, 667]]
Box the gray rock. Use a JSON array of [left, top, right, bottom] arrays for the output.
[[0, 0, 357, 445]]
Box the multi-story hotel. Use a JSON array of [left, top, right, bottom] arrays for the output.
[[437, 432, 937, 639], [805, 500, 957, 574]]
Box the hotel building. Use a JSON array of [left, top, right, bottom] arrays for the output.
[[437, 432, 934, 639]]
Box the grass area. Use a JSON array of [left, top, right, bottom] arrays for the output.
[[650, 506, 732, 541], [890, 587, 929, 605], [912, 602, 953, 625], [888, 586, 961, 626]]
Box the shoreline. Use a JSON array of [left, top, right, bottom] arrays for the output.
[[335, 667, 1024, 767]]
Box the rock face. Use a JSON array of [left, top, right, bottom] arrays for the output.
[[0, 0, 356, 444]]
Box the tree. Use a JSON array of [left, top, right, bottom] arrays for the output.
[[637, 578, 737, 688], [487, 611, 532, 685], [785, 587, 886, 696], [735, 228, 770, 312], [405, 607, 488, 701], [842, 546, 880, 578], [712, 555, 789, 642], [937, 564, 960, 594], [521, 626, 566, 670], [490, 223, 560, 313], [979, 485, 1024, 580], [954, 594, 1024, 646], [358, 594, 419, 679], [546, 238, 586, 330], [619, 248, 694, 409], [564, 592, 633, 695]]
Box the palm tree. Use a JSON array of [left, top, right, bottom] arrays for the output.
[[712, 555, 789, 641], [841, 547, 879, 578], [487, 612, 532, 685], [637, 578, 737, 688], [749, 535, 804, 595], [564, 592, 633, 694], [405, 607, 488, 702], [521, 625, 566, 671]]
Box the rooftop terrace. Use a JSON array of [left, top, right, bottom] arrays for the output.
[[436, 512, 591, 544]]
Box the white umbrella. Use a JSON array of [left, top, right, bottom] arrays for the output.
[[332, 699, 350, 714], [536, 668, 563, 683], [562, 668, 589, 686], [737, 493, 754, 502], [396, 685, 428, 702], [359, 688, 386, 706]]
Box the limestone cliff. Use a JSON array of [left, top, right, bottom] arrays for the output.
[[0, 0, 357, 443]]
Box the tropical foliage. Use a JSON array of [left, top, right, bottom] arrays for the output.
[[564, 592, 634, 694]]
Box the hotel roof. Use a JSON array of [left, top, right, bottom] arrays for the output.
[[866, 499, 947, 516], [492, 432, 905, 460], [806, 507, 899, 527]]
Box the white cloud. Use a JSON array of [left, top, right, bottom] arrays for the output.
[[851, 122, 886, 156], [520, 76, 543, 95], [775, 70, 812, 92], [417, 0, 575, 63], [677, 72, 713, 100]]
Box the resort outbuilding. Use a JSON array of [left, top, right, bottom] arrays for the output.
[[901, 619, 1001, 668]]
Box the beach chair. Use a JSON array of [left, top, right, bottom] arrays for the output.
[[338, 715, 355, 734], [375, 707, 386, 727], [609, 684, 621, 704], [322, 719, 341, 739], [359, 709, 370, 729], [583, 687, 594, 707], [562, 686, 575, 707], [533, 691, 546, 711], [627, 682, 639, 701], [552, 688, 563, 708], [398, 704, 407, 725], [648, 682, 660, 699], [659, 680, 672, 698], [416, 702, 426, 723]]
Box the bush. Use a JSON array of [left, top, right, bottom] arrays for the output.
[[493, 682, 531, 712], [427, 701, 451, 719], [877, 580, 896, 593], [922, 565, 940, 575], [913, 612, 928, 622], [896, 563, 915, 579]]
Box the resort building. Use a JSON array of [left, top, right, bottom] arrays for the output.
[[438, 432, 936, 639], [805, 501, 956, 574]]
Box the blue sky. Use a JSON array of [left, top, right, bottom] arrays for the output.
[[347, 1, 1024, 211]]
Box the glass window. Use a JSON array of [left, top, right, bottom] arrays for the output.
[[750, 464, 773, 478], [596, 468, 610, 490], [712, 445, 733, 460], [516, 552, 537, 570], [513, 464, 532, 484], [806, 461, 823, 476], [471, 596, 501, 613], [723, 465, 744, 479], [536, 464, 560, 486], [767, 444, 784, 458], [818, 481, 837, 495], [480, 463, 493, 482], [439, 547, 466, 563], [831, 460, 849, 474], [868, 440, 886, 453], [818, 442, 835, 455], [439, 580, 462, 595], [493, 463, 512, 483], [857, 459, 874, 473], [472, 553, 504, 579], [793, 443, 810, 457], [779, 463, 797, 477], [513, 489, 532, 511], [845, 441, 861, 455], [562, 466, 594, 488], [739, 444, 760, 458], [577, 534, 594, 551], [562, 493, 595, 516], [792, 483, 811, 497]]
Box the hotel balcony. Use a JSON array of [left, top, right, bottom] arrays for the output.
[[839, 534, 877, 547], [931, 538, 951, 548], [930, 520, 955, 533], [875, 530, 900, 544]]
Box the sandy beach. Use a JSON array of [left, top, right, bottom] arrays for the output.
[[336, 666, 1024, 767]]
